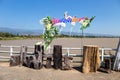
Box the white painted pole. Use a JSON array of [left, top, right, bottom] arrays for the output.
[[101, 48, 104, 62], [67, 48, 70, 56], [10, 46, 13, 56]]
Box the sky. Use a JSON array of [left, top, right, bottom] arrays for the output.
[[0, 0, 120, 35]]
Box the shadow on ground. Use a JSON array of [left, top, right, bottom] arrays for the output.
[[72, 66, 83, 72]]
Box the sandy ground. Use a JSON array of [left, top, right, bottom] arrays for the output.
[[0, 62, 120, 80], [0, 38, 119, 58], [0, 38, 119, 48], [0, 38, 120, 80], [0, 38, 119, 54]]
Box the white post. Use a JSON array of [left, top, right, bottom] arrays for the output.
[[67, 48, 70, 56], [101, 48, 104, 62], [10, 46, 13, 56]]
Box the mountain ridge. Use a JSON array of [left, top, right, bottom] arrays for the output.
[[0, 27, 119, 37], [0, 27, 43, 35]]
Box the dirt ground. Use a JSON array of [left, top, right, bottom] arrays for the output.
[[0, 38, 120, 80], [0, 38, 119, 48], [0, 62, 119, 80]]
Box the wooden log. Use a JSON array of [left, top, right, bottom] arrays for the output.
[[42, 45, 44, 55], [24, 56, 34, 68], [42, 45, 44, 64], [29, 56, 34, 68], [53, 45, 62, 69], [111, 56, 115, 70], [82, 45, 100, 73], [20, 46, 27, 66], [10, 55, 20, 66], [99, 58, 112, 73], [24, 56, 29, 67], [104, 58, 111, 70], [62, 55, 73, 70], [33, 44, 43, 69], [46, 57, 52, 68], [113, 39, 120, 71]]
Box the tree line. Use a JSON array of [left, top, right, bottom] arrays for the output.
[[0, 32, 119, 40], [0, 32, 41, 38], [0, 32, 42, 40], [0, 32, 16, 37]]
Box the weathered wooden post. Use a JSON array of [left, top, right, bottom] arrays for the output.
[[62, 55, 73, 70], [53, 45, 62, 69], [33, 44, 43, 69], [46, 57, 52, 68], [10, 55, 20, 66], [99, 58, 112, 73], [9, 46, 20, 66], [27, 56, 34, 68], [82, 45, 100, 73], [104, 58, 111, 73], [20, 46, 27, 66], [41, 45, 44, 55], [113, 38, 120, 71]]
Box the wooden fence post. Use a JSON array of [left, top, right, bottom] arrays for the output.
[[104, 58, 111, 72], [46, 57, 52, 68], [10, 55, 20, 66], [99, 58, 112, 73], [53, 45, 62, 69], [20, 46, 27, 66], [82, 45, 100, 73], [33, 44, 43, 69], [62, 55, 73, 70]]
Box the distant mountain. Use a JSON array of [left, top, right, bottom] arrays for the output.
[[0, 27, 43, 35], [0, 27, 119, 37], [60, 31, 120, 38]]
